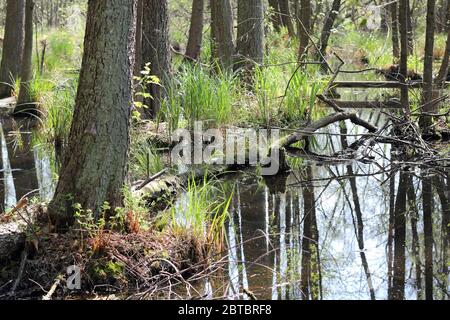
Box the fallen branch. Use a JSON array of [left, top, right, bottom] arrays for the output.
[[9, 248, 28, 297], [42, 275, 62, 300], [136, 169, 169, 191], [278, 112, 378, 148]]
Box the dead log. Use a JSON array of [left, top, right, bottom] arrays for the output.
[[278, 112, 378, 148], [0, 221, 26, 260]]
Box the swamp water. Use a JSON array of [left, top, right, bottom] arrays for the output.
[[0, 111, 448, 300]]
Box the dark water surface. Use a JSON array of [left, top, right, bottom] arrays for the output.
[[1, 113, 448, 300]]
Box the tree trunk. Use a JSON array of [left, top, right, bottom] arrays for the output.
[[211, 0, 235, 70], [235, 0, 264, 75], [399, 0, 410, 115], [407, 0, 414, 55], [142, 0, 170, 118], [435, 2, 450, 86], [317, 0, 341, 73], [48, 0, 137, 229], [185, 0, 204, 61], [278, 0, 295, 37], [0, 0, 25, 99], [419, 0, 436, 132], [15, 0, 34, 113], [134, 0, 143, 76], [389, 0, 400, 61], [298, 0, 311, 61]]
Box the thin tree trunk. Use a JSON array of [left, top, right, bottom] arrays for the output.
[[419, 0, 436, 132], [16, 0, 35, 113], [407, 0, 414, 55], [399, 0, 410, 115], [389, 1, 400, 61], [317, 0, 341, 73], [435, 2, 450, 86], [142, 0, 170, 118], [235, 0, 264, 75], [278, 0, 295, 37], [298, 0, 311, 61], [134, 0, 143, 76], [48, 0, 137, 229], [185, 0, 204, 61], [211, 0, 234, 70], [0, 0, 25, 99]]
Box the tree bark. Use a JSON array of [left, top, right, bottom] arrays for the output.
[[235, 0, 264, 75], [211, 0, 234, 70], [389, 0, 400, 61], [435, 2, 450, 86], [134, 0, 143, 76], [48, 0, 137, 229], [142, 0, 171, 118], [419, 0, 436, 131], [399, 0, 410, 115], [278, 0, 295, 37], [407, 0, 414, 55], [298, 0, 311, 61], [0, 0, 25, 99], [317, 0, 341, 73], [185, 0, 204, 61], [15, 0, 35, 113]]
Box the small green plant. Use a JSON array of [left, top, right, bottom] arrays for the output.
[[129, 137, 164, 180], [170, 175, 233, 255], [74, 202, 111, 253], [133, 62, 161, 120]]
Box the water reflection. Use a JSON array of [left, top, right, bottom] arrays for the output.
[[0, 118, 55, 211], [0, 121, 17, 209], [210, 162, 449, 300]]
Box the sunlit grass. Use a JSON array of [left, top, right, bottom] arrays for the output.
[[169, 175, 233, 255], [129, 136, 165, 180]]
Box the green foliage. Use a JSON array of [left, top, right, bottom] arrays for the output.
[[170, 175, 233, 252], [160, 65, 235, 130], [43, 31, 80, 73], [133, 62, 161, 120], [129, 136, 164, 181]]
